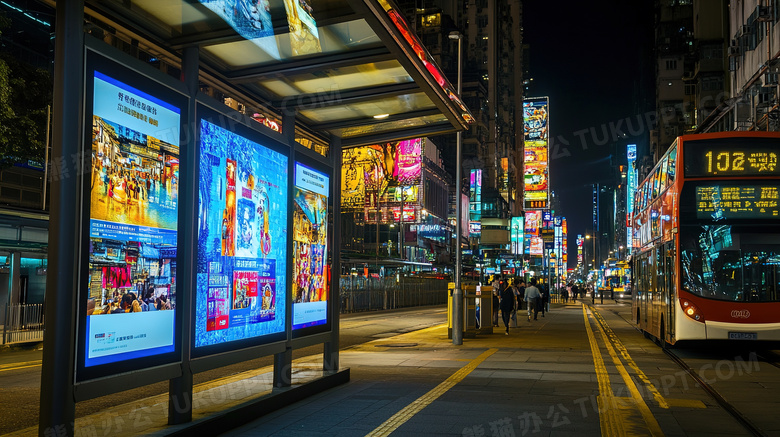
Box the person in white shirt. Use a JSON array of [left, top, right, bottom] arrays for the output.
[[524, 278, 541, 321]]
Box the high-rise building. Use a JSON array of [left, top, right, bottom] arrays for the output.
[[652, 0, 695, 160], [396, 0, 523, 275], [696, 0, 779, 133]]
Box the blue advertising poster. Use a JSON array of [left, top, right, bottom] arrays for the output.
[[85, 71, 181, 367], [292, 163, 329, 330], [195, 118, 288, 348]]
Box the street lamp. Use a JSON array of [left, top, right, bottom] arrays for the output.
[[585, 234, 596, 279], [449, 30, 463, 345]]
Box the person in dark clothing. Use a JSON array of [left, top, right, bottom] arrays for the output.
[[515, 280, 526, 311], [499, 280, 516, 334], [536, 282, 547, 317], [492, 290, 500, 327]]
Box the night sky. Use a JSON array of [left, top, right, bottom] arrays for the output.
[[523, 1, 655, 267]]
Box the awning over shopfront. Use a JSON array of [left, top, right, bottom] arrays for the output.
[[83, 0, 472, 148]]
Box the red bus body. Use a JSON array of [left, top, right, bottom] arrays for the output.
[[631, 132, 780, 345]]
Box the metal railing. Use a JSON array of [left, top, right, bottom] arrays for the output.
[[339, 276, 449, 313], [3, 303, 45, 345]]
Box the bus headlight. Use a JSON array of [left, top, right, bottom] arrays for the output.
[[681, 299, 704, 322]]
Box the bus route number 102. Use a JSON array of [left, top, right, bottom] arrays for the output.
[[705, 151, 745, 174]]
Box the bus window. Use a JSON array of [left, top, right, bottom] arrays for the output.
[[680, 223, 780, 302], [659, 156, 669, 191], [667, 146, 677, 183]]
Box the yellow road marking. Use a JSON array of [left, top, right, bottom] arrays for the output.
[[591, 309, 669, 409], [591, 308, 665, 437], [665, 398, 706, 408], [0, 360, 42, 372], [582, 306, 625, 437], [365, 348, 498, 437]]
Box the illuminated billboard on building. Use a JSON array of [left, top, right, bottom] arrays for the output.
[[469, 169, 482, 236], [341, 139, 422, 219], [524, 211, 541, 255], [523, 97, 549, 210], [510, 216, 524, 255], [292, 163, 329, 330], [194, 113, 288, 354], [78, 50, 188, 381]]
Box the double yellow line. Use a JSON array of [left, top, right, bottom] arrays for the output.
[[583, 306, 666, 437], [0, 360, 42, 373]]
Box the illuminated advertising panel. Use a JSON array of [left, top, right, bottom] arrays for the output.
[[86, 72, 180, 368], [395, 138, 423, 183], [524, 211, 541, 235], [627, 144, 637, 253], [341, 140, 422, 218], [577, 234, 583, 265], [529, 236, 544, 256], [695, 184, 780, 219], [292, 163, 329, 330], [683, 137, 780, 177], [523, 97, 549, 209], [469, 169, 482, 236], [195, 115, 288, 352], [199, 0, 280, 60], [554, 223, 562, 276], [510, 216, 524, 255], [283, 0, 322, 56]]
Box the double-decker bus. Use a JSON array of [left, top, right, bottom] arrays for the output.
[[631, 132, 780, 346]]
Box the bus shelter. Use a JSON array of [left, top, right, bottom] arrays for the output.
[[41, 0, 472, 434]]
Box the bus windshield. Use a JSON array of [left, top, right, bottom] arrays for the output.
[[680, 224, 780, 302]]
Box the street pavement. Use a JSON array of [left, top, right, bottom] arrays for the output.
[[6, 301, 780, 436]]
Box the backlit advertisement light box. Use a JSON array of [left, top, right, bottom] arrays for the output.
[[293, 163, 330, 330], [86, 71, 180, 367], [195, 118, 288, 349]]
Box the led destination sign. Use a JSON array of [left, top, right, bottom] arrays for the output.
[[696, 185, 780, 220], [684, 139, 780, 177]]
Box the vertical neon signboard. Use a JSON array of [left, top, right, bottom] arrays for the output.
[[626, 144, 637, 254], [469, 169, 482, 237], [523, 97, 549, 210], [510, 216, 524, 255]]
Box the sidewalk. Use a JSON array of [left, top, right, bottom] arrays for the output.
[[16, 302, 746, 436]]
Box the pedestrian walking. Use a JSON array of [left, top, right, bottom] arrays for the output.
[[571, 282, 578, 303], [492, 289, 500, 327], [524, 278, 541, 321], [537, 281, 548, 317], [499, 280, 515, 334]]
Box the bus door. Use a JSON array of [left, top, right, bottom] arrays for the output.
[[665, 241, 675, 340], [640, 252, 649, 328], [654, 246, 664, 338]]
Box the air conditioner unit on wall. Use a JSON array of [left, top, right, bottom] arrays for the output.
[[742, 24, 753, 35], [758, 5, 774, 22], [729, 45, 741, 56]]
